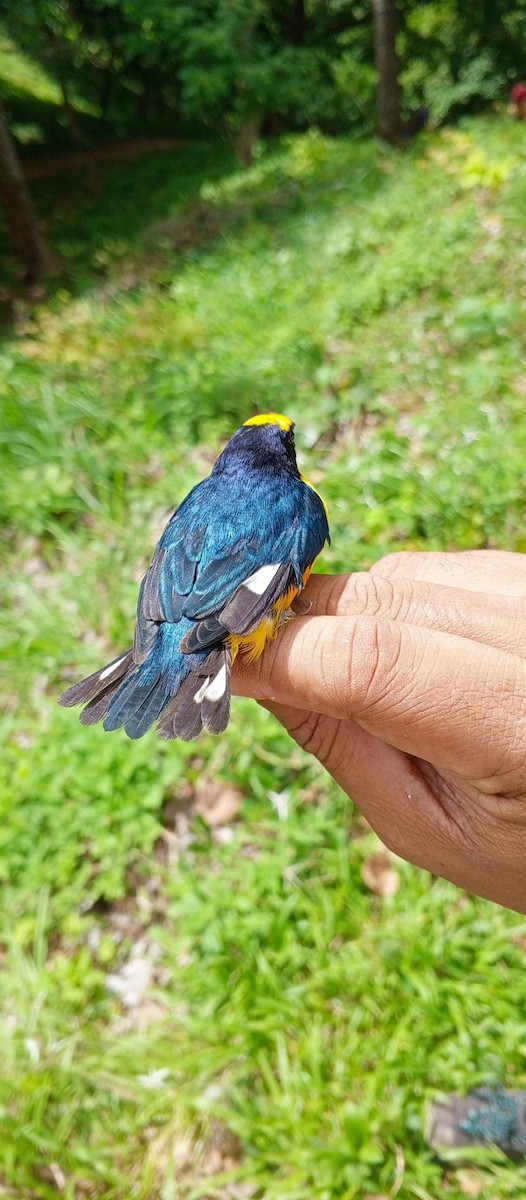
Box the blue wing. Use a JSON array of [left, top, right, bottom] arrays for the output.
[[133, 473, 329, 661]]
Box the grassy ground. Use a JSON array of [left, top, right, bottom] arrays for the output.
[[2, 115, 526, 1198]]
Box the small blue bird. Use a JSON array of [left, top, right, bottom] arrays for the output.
[[59, 413, 329, 740]]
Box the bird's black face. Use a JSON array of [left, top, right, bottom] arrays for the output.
[[243, 420, 299, 476], [213, 415, 300, 478], [279, 424, 298, 471]]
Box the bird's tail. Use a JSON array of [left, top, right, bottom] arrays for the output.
[[58, 620, 232, 741], [58, 649, 135, 725]]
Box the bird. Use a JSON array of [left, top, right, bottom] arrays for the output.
[[58, 412, 330, 741]]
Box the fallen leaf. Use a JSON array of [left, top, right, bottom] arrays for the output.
[[195, 778, 244, 827], [201, 1118, 243, 1176], [361, 850, 400, 898], [456, 1169, 484, 1198]]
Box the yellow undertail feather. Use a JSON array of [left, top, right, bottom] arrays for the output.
[[228, 567, 312, 665]]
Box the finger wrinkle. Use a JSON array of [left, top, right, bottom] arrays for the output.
[[420, 768, 477, 847], [358, 571, 397, 618], [289, 710, 345, 767], [387, 576, 410, 622], [348, 616, 406, 716], [286, 709, 320, 748], [261, 634, 284, 703]]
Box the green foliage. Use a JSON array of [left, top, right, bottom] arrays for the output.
[[0, 29, 61, 104], [400, 0, 526, 121], [2, 0, 524, 165], [1, 0, 380, 147], [178, 0, 373, 139], [2, 116, 526, 1196]]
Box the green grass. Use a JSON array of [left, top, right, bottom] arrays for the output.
[[1, 115, 526, 1197]]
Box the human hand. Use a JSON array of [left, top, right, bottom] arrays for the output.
[[233, 551, 526, 913]]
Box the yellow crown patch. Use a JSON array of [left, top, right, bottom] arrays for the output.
[[243, 412, 293, 432]]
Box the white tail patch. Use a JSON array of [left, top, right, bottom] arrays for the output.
[[203, 663, 227, 702], [99, 655, 128, 682], [243, 563, 281, 595], [193, 663, 227, 706], [193, 676, 211, 705]]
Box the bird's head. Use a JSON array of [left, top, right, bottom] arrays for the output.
[[213, 412, 300, 477]]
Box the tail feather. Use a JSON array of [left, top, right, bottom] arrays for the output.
[[103, 620, 200, 736], [79, 678, 128, 726], [157, 675, 205, 742], [60, 622, 233, 741], [59, 650, 134, 709], [158, 646, 231, 741], [121, 677, 172, 740], [102, 668, 157, 732], [200, 648, 232, 735]]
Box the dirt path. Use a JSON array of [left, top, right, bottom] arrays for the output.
[[23, 136, 185, 180]]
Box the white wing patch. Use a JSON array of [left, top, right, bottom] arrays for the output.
[[243, 563, 281, 595], [99, 655, 129, 682]]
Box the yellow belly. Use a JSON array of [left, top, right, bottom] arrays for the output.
[[228, 568, 312, 665]]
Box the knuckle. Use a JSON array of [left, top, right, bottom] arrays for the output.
[[345, 616, 406, 715], [369, 551, 407, 580], [349, 571, 392, 616], [349, 573, 420, 623], [324, 574, 352, 615]]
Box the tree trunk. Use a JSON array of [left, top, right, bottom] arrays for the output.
[[372, 0, 402, 144], [60, 77, 84, 147], [234, 11, 259, 167], [0, 101, 60, 283], [235, 119, 259, 167], [291, 0, 306, 45]]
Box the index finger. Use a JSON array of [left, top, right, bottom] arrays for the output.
[[370, 550, 526, 596], [296, 572, 526, 657], [233, 612, 526, 793]]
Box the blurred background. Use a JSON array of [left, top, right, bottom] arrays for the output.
[[1, 3, 526, 1198]]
